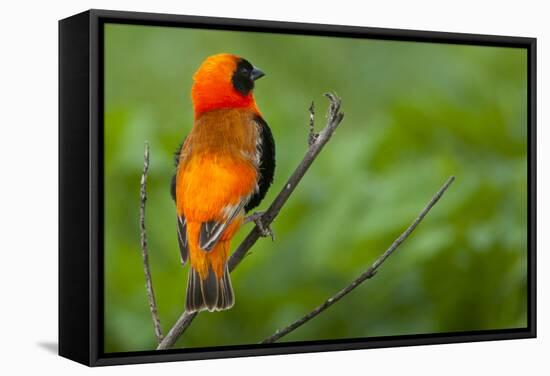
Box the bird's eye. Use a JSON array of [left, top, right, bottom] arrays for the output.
[[240, 67, 249, 75]]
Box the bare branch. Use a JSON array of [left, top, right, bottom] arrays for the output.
[[260, 175, 456, 344], [139, 142, 164, 344], [156, 93, 345, 350]]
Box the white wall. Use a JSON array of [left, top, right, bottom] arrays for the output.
[[1, 0, 546, 374]]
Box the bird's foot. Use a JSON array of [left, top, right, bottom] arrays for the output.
[[245, 211, 275, 241]]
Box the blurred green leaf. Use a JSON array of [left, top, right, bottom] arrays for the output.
[[104, 24, 528, 352]]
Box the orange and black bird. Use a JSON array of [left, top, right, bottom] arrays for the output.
[[170, 53, 275, 313]]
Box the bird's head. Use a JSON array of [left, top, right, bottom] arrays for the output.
[[191, 53, 265, 118]]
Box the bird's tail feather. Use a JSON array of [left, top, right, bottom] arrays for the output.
[[186, 264, 234, 313]]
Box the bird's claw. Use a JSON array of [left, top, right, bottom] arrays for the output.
[[256, 220, 275, 241], [245, 212, 275, 241]]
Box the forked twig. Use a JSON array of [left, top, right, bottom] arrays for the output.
[[261, 176, 455, 343]]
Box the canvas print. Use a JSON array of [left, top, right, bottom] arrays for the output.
[[103, 23, 528, 353]]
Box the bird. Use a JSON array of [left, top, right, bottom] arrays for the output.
[[171, 53, 275, 313]]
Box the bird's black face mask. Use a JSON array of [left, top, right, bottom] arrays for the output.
[[232, 58, 265, 96]]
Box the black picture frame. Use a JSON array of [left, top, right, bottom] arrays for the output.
[[59, 9, 537, 367]]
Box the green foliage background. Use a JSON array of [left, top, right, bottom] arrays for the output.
[[104, 23, 528, 353]]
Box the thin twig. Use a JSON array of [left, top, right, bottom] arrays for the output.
[[140, 142, 164, 344], [156, 93, 345, 350], [308, 101, 317, 146], [260, 175, 456, 344]]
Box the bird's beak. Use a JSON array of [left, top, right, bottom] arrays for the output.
[[250, 66, 265, 81]]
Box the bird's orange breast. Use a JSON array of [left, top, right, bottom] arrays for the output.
[[175, 108, 259, 223]]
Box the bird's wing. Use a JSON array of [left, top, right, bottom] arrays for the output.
[[245, 115, 276, 213], [199, 200, 247, 251], [172, 138, 190, 265], [177, 215, 188, 265]]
